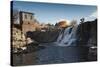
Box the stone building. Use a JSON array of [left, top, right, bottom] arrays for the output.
[[12, 11, 40, 52], [19, 11, 39, 34], [13, 11, 40, 34]]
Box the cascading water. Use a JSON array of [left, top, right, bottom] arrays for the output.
[[55, 25, 78, 46]]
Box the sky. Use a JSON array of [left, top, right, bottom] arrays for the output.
[[12, 1, 97, 24]]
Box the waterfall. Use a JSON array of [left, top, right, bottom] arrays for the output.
[[55, 25, 78, 46]]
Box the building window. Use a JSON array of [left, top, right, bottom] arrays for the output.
[[30, 15, 32, 20], [25, 14, 27, 19]]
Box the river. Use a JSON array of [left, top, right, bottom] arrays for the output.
[[12, 43, 89, 66]]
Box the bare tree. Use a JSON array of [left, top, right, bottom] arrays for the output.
[[12, 9, 19, 24], [70, 20, 77, 27], [80, 18, 85, 24]]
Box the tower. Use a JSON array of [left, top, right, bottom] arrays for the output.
[[19, 11, 36, 34]]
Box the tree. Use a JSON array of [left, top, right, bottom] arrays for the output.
[[80, 18, 85, 23], [12, 9, 19, 24], [70, 20, 77, 27]]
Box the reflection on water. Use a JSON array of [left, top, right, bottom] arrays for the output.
[[12, 43, 89, 66]]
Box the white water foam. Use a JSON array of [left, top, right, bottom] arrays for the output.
[[55, 25, 78, 46]]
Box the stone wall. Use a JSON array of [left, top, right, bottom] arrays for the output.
[[12, 27, 26, 49]]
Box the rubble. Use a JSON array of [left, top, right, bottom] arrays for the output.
[[12, 27, 26, 52]]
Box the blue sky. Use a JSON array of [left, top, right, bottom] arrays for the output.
[[12, 1, 97, 24]]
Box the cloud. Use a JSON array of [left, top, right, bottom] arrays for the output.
[[90, 11, 97, 18], [85, 11, 97, 21]]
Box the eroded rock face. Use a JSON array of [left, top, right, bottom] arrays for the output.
[[12, 27, 26, 50], [76, 19, 97, 61], [26, 30, 60, 43], [76, 19, 97, 47]]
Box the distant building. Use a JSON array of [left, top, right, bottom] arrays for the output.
[[13, 11, 39, 34], [12, 11, 57, 34], [20, 11, 37, 34]]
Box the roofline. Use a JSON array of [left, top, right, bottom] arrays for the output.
[[20, 11, 34, 15]]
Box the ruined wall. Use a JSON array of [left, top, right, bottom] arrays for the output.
[[22, 21, 36, 34], [12, 27, 26, 49]]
